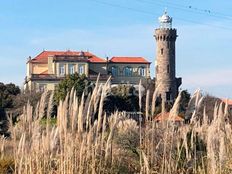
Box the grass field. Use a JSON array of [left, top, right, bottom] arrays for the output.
[[0, 81, 232, 174]]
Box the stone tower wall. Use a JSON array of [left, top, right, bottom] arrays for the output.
[[155, 28, 178, 101]]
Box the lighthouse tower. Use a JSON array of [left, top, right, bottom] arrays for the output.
[[154, 10, 182, 102]]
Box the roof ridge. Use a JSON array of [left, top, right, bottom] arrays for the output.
[[33, 50, 47, 60], [112, 56, 143, 57], [109, 56, 150, 63], [31, 50, 107, 63]]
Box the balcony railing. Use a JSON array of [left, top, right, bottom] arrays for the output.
[[88, 74, 111, 81], [30, 74, 63, 80], [26, 73, 111, 82]]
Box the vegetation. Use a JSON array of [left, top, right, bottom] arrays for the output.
[[0, 82, 21, 136], [54, 73, 91, 104], [179, 89, 191, 116], [0, 80, 231, 173], [0, 157, 14, 174], [104, 85, 140, 114], [0, 83, 20, 109]]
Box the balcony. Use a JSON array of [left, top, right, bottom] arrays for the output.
[[26, 74, 64, 82], [88, 74, 111, 81], [26, 73, 111, 82]]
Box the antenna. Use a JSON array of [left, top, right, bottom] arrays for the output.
[[164, 7, 167, 14]]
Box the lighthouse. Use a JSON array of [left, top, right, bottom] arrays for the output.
[[154, 10, 182, 102]]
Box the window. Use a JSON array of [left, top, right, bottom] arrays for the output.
[[138, 67, 146, 76], [161, 48, 164, 55], [167, 64, 170, 73], [79, 64, 85, 75], [156, 66, 159, 73], [59, 64, 65, 76], [111, 66, 118, 76], [38, 84, 46, 92], [124, 66, 132, 76], [168, 42, 171, 49], [68, 64, 75, 74]]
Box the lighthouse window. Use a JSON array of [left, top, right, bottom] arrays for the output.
[[156, 66, 159, 73], [167, 64, 170, 73], [161, 48, 164, 55], [168, 42, 171, 48]]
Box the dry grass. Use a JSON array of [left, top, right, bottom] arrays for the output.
[[0, 80, 232, 174]]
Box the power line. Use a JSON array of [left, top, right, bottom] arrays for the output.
[[88, 0, 159, 16], [137, 0, 232, 21], [88, 0, 232, 30], [161, 0, 232, 19]]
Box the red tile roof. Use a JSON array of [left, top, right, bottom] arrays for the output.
[[154, 112, 184, 122], [30, 50, 106, 63], [221, 99, 232, 106], [110, 57, 150, 64], [87, 53, 106, 63]]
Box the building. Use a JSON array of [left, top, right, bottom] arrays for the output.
[[25, 10, 182, 96], [154, 112, 184, 123], [109, 57, 151, 84], [154, 11, 182, 102], [24, 50, 151, 91], [221, 99, 232, 113]]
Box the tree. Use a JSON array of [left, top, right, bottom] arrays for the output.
[[152, 90, 191, 116], [0, 82, 20, 132], [12, 90, 43, 116], [104, 85, 140, 114], [54, 73, 91, 104], [179, 90, 191, 116], [0, 82, 20, 109]]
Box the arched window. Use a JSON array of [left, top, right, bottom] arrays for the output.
[[161, 48, 164, 55], [138, 66, 146, 76], [111, 66, 118, 76], [124, 66, 132, 76]]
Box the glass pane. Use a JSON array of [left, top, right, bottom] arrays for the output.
[[139, 67, 145, 76], [111, 66, 117, 76], [125, 67, 132, 76], [79, 65, 85, 75], [59, 64, 65, 76], [69, 64, 75, 74]]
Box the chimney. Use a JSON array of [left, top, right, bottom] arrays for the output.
[[27, 56, 31, 62]]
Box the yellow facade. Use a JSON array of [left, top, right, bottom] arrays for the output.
[[32, 64, 48, 74], [25, 52, 151, 92]]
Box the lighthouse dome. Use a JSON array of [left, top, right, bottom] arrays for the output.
[[158, 10, 172, 29]]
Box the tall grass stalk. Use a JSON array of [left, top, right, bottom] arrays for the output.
[[0, 80, 231, 174]]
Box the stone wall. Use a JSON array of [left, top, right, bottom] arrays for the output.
[[154, 28, 181, 101]]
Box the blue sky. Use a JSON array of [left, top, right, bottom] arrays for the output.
[[0, 0, 231, 98]]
